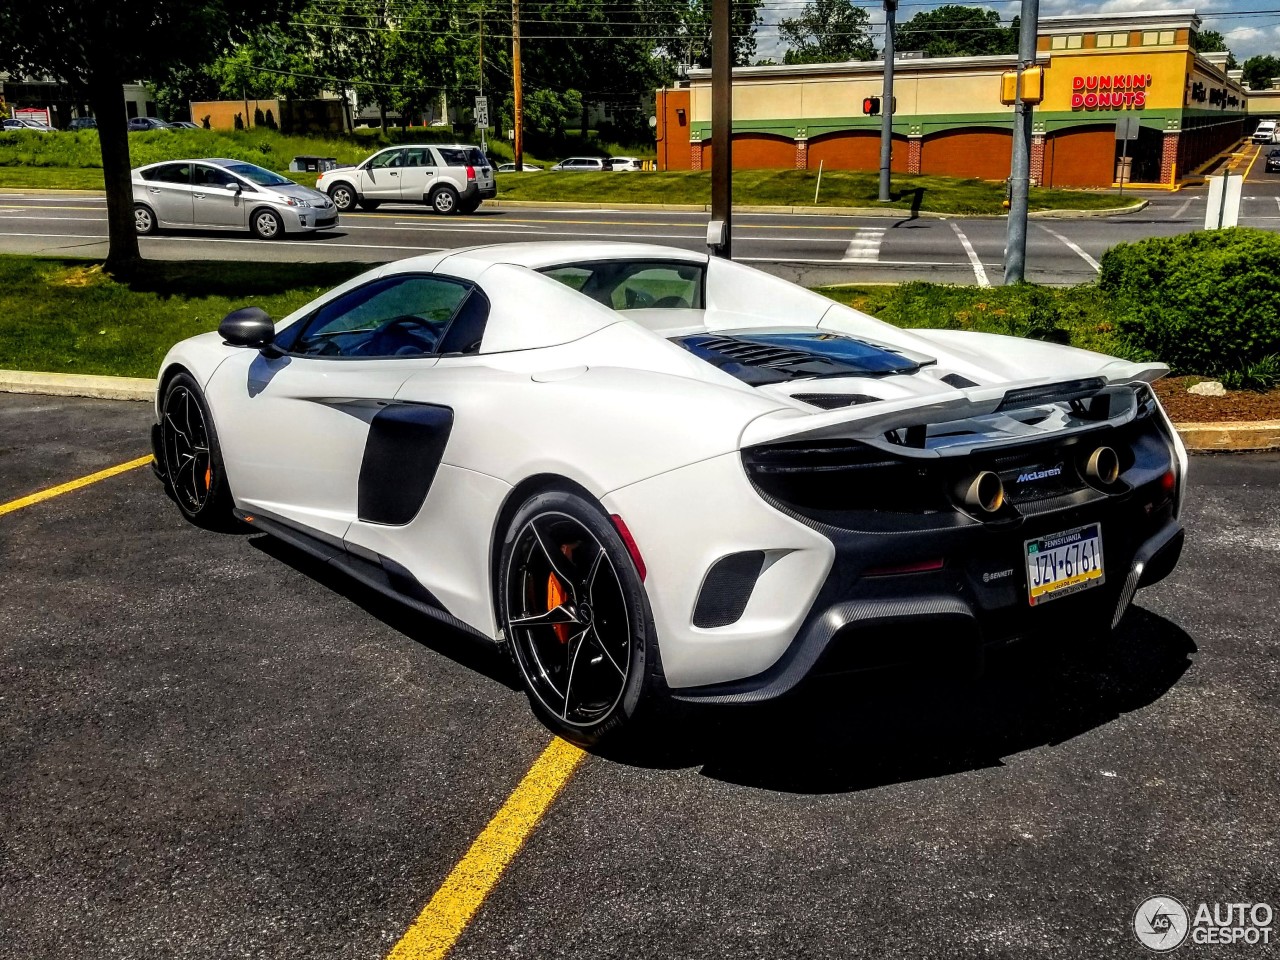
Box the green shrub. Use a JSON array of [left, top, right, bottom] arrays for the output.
[[1099, 228, 1280, 376], [1220, 353, 1280, 391]]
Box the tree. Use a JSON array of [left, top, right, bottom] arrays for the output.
[[0, 1, 297, 270], [895, 5, 1017, 58], [1243, 55, 1280, 90], [1193, 29, 1237, 70], [779, 0, 875, 65], [649, 0, 765, 73]]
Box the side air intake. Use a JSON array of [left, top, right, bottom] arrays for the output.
[[693, 551, 766, 628]]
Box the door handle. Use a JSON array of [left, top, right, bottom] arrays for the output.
[[193, 193, 206, 199], [390, 171, 399, 177]]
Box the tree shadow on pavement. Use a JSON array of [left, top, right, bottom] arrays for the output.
[[607, 606, 1196, 795]]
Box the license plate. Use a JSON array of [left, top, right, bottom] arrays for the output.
[[1025, 523, 1105, 606]]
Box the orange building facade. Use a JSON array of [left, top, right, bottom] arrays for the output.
[[655, 9, 1247, 188]]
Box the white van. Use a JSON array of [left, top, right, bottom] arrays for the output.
[[1252, 121, 1277, 144]]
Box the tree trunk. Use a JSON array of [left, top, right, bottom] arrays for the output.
[[90, 77, 140, 273], [379, 102, 387, 135], [581, 98, 589, 139]]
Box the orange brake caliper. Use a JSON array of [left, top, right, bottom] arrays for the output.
[[546, 573, 570, 643]]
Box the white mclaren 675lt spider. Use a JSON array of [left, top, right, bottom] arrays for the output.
[[152, 242, 1187, 745]]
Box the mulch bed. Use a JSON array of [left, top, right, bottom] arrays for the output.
[[1154, 377, 1280, 423]]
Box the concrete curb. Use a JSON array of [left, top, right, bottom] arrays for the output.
[[486, 198, 1148, 219], [0, 370, 154, 401], [2, 370, 1276, 451], [1174, 419, 1280, 453]]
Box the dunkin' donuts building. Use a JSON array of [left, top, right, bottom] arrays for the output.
[[655, 9, 1247, 188]]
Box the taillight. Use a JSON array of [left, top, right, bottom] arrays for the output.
[[465, 165, 476, 181]]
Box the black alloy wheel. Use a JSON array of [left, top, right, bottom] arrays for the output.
[[499, 490, 659, 746], [159, 373, 235, 528]]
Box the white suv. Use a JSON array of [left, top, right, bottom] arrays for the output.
[[1252, 121, 1277, 145], [318, 143, 495, 214]]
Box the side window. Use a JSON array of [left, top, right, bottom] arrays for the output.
[[542, 266, 593, 292], [403, 147, 431, 167], [610, 265, 701, 310], [193, 165, 239, 188], [369, 150, 404, 170], [143, 163, 192, 184], [290, 275, 474, 358]]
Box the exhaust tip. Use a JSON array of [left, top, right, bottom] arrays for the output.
[[958, 471, 1004, 514], [1086, 446, 1120, 485]]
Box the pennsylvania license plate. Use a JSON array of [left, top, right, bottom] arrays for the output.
[[1025, 523, 1105, 606]]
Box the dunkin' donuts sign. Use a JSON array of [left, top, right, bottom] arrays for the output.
[[1071, 73, 1151, 110]]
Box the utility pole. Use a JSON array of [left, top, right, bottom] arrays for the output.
[[1005, 0, 1039, 284], [878, 0, 897, 202], [709, 0, 732, 258], [512, 0, 524, 170], [478, 5, 486, 154]]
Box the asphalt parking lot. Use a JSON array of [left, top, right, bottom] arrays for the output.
[[2, 393, 1278, 959]]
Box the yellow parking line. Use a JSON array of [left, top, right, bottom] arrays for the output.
[[1241, 144, 1263, 180], [386, 737, 586, 960], [0, 455, 153, 517]]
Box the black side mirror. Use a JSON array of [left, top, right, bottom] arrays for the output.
[[219, 306, 275, 349]]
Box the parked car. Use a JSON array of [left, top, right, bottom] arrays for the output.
[[497, 162, 544, 172], [132, 158, 338, 239], [150, 240, 1187, 746], [1267, 148, 1280, 173], [1252, 120, 1277, 145], [2, 118, 54, 132], [606, 156, 644, 172], [317, 143, 494, 214], [549, 157, 607, 172], [68, 117, 97, 131], [169, 121, 201, 130], [128, 117, 172, 131]]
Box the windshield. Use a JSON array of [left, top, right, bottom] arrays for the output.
[[221, 162, 294, 187]]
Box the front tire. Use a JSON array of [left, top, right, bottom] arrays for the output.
[[498, 490, 660, 748], [328, 183, 357, 212], [430, 185, 460, 215], [250, 208, 284, 240], [159, 373, 236, 529]]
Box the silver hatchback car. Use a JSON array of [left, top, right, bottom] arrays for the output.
[[132, 158, 338, 239]]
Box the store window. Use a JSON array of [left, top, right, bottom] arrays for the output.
[[1142, 30, 1176, 46], [1096, 33, 1129, 48], [1051, 34, 1084, 50]]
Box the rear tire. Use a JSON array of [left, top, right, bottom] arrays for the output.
[[134, 203, 158, 235], [430, 186, 460, 215], [497, 489, 661, 748], [159, 372, 236, 530]]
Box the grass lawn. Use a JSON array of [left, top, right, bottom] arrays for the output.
[[0, 254, 1129, 379], [496, 169, 1139, 215], [0, 129, 1135, 214], [0, 257, 366, 378]]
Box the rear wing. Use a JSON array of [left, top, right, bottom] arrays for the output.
[[739, 363, 1168, 456]]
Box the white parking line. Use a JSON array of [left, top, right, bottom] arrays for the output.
[[345, 222, 850, 244], [948, 221, 990, 287], [1037, 223, 1101, 273], [1170, 197, 1198, 219], [842, 228, 885, 262]]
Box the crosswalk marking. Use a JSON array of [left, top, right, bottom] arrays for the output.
[[843, 228, 885, 262]]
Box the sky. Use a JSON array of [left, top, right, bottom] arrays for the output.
[[756, 1, 1280, 65]]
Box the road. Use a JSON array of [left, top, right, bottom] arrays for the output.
[[1, 393, 1278, 958], [0, 144, 1275, 286]]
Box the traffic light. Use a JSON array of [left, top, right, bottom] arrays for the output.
[[862, 96, 881, 116]]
